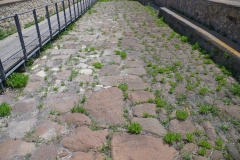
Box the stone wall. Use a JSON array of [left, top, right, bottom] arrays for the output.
[[0, 0, 73, 30], [153, 0, 240, 45]]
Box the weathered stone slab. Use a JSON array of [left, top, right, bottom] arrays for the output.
[[70, 152, 105, 160], [30, 145, 58, 160], [56, 70, 71, 80], [61, 113, 91, 126], [169, 119, 195, 134], [12, 99, 37, 115], [46, 94, 79, 113], [0, 140, 35, 160], [132, 103, 156, 117], [125, 61, 144, 68], [129, 91, 155, 103], [202, 121, 217, 141], [61, 127, 108, 151], [85, 87, 125, 124], [132, 118, 167, 136], [101, 55, 121, 64], [111, 132, 177, 160], [74, 75, 93, 83], [128, 82, 151, 91], [99, 65, 120, 76], [123, 68, 146, 76]]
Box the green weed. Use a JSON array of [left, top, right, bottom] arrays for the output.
[[0, 102, 12, 117]]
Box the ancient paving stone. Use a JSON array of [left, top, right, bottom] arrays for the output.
[[219, 105, 240, 119], [174, 85, 187, 94], [128, 82, 151, 90], [123, 75, 142, 83], [88, 57, 101, 65], [24, 75, 43, 92], [30, 145, 58, 160], [111, 132, 177, 160], [36, 70, 46, 77], [211, 150, 223, 160], [226, 144, 240, 160], [132, 103, 156, 117], [33, 120, 66, 141], [180, 143, 197, 154], [79, 69, 92, 75], [85, 87, 125, 124], [70, 152, 105, 160], [61, 127, 108, 151], [74, 75, 93, 83], [11, 99, 37, 115], [125, 61, 144, 68], [129, 91, 155, 103], [192, 156, 208, 160], [59, 151, 69, 158], [202, 121, 217, 141], [56, 70, 71, 80], [9, 118, 37, 139], [0, 140, 35, 160], [132, 118, 167, 136], [61, 113, 91, 126], [123, 68, 146, 76], [169, 119, 195, 134], [99, 65, 120, 76], [46, 93, 79, 113], [101, 55, 121, 64]]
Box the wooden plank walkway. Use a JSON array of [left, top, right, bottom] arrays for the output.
[[0, 0, 95, 83]]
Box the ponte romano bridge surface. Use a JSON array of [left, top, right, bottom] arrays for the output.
[[0, 0, 240, 160]]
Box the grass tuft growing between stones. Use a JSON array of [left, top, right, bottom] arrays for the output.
[[0, 102, 12, 117], [128, 122, 142, 134], [70, 105, 89, 116], [92, 62, 103, 69], [163, 132, 182, 145], [118, 83, 128, 91], [6, 72, 29, 88], [176, 109, 188, 121], [114, 50, 127, 59]]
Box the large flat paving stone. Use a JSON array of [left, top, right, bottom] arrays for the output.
[[99, 65, 120, 76], [169, 119, 195, 134], [0, 140, 35, 160], [128, 82, 151, 90], [85, 87, 125, 124], [101, 55, 121, 64], [111, 132, 177, 160], [46, 94, 79, 113], [123, 68, 146, 76], [125, 61, 144, 68], [30, 145, 58, 160], [61, 113, 91, 126], [132, 118, 167, 137], [129, 91, 155, 103], [132, 103, 156, 117], [61, 127, 108, 151], [70, 152, 105, 160], [12, 99, 37, 115], [56, 70, 71, 80]]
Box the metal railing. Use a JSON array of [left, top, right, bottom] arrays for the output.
[[0, 0, 97, 90]]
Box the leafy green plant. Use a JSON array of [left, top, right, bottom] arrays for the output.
[[182, 152, 191, 160], [26, 58, 34, 67], [229, 83, 240, 96], [70, 105, 89, 115], [198, 147, 206, 156], [69, 70, 78, 81], [0, 102, 12, 117], [115, 50, 127, 59], [215, 137, 224, 150], [185, 133, 194, 142], [176, 110, 188, 121], [199, 139, 212, 149], [6, 72, 29, 88], [198, 87, 208, 95], [143, 113, 156, 118], [92, 62, 103, 69], [197, 103, 218, 115], [155, 97, 167, 108], [163, 132, 182, 144], [118, 83, 128, 91], [181, 36, 188, 42], [128, 122, 142, 134]]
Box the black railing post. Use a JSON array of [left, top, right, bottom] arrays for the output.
[[62, 1, 67, 27], [68, 0, 72, 22], [83, 0, 85, 12], [76, 0, 80, 17], [14, 14, 27, 61], [55, 3, 61, 32], [73, 0, 76, 20], [45, 5, 53, 39], [33, 9, 42, 48], [0, 59, 6, 81], [80, 0, 83, 14]]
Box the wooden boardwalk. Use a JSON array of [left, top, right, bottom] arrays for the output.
[[0, 0, 95, 87]]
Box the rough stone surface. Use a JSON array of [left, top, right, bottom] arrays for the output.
[[129, 91, 155, 102], [226, 144, 240, 160], [180, 143, 197, 154], [71, 152, 105, 160], [132, 118, 167, 136], [99, 65, 120, 76], [132, 103, 156, 117], [111, 132, 177, 160], [46, 94, 79, 113], [61, 127, 108, 151], [74, 75, 93, 83], [12, 99, 37, 115], [169, 119, 195, 134], [30, 145, 58, 160], [62, 113, 91, 126], [85, 87, 125, 124], [211, 150, 223, 160], [123, 68, 146, 76], [0, 140, 35, 160], [56, 70, 71, 80], [219, 105, 240, 119], [125, 61, 144, 68], [202, 121, 217, 141], [128, 82, 151, 90]]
